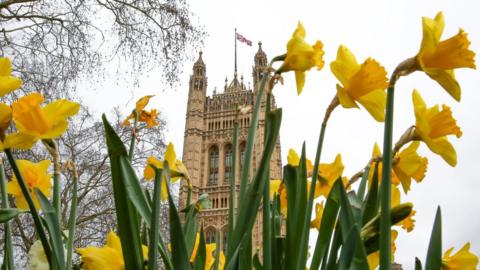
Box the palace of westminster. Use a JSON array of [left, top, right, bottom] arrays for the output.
[[178, 43, 282, 252]]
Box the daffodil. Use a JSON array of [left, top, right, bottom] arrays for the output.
[[144, 142, 189, 200], [330, 45, 388, 122], [369, 142, 428, 193], [189, 233, 225, 270], [11, 93, 80, 146], [390, 185, 416, 232], [367, 230, 398, 269], [28, 240, 49, 270], [442, 243, 478, 270], [310, 202, 324, 230], [412, 89, 462, 166], [6, 160, 51, 210], [77, 231, 148, 270], [123, 95, 159, 128], [393, 141, 428, 193], [415, 12, 476, 101], [277, 21, 324, 95], [0, 57, 22, 97], [315, 154, 344, 197], [287, 148, 313, 173]]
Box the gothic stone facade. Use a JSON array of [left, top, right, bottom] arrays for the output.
[[179, 44, 282, 252]]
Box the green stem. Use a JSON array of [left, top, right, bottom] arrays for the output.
[[148, 168, 162, 270], [379, 85, 395, 270], [128, 110, 139, 161], [237, 71, 268, 213], [4, 149, 52, 264], [299, 96, 337, 269], [0, 162, 14, 270], [262, 93, 272, 270], [66, 172, 78, 270], [53, 172, 61, 223]]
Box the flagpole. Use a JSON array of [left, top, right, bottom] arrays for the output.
[[234, 27, 237, 74]]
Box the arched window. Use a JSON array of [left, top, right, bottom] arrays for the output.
[[222, 229, 228, 253], [206, 228, 215, 244], [209, 145, 219, 186], [224, 144, 232, 184], [239, 142, 246, 168]]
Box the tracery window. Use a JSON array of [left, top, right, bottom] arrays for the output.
[[224, 144, 232, 184], [206, 228, 215, 244], [208, 145, 219, 186]]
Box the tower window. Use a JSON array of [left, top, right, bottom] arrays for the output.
[[209, 145, 219, 186], [239, 142, 246, 169], [224, 144, 232, 184], [206, 228, 215, 244]]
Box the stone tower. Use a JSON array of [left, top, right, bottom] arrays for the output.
[[179, 44, 282, 252]]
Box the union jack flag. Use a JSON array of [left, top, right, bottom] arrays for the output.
[[236, 33, 252, 46]]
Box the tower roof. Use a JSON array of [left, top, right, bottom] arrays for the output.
[[224, 72, 247, 93], [194, 51, 205, 67], [255, 42, 266, 60]]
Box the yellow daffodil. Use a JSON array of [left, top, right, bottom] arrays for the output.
[[144, 142, 188, 201], [367, 230, 398, 269], [442, 243, 478, 270], [315, 154, 344, 197], [287, 148, 314, 173], [0, 57, 22, 97], [390, 185, 416, 232], [123, 95, 159, 128], [0, 103, 12, 134], [412, 89, 462, 166], [205, 243, 225, 270], [369, 142, 427, 193], [28, 240, 49, 270], [277, 21, 324, 95], [77, 231, 148, 270], [330, 45, 388, 122], [310, 202, 324, 230], [6, 160, 51, 210], [189, 234, 225, 270], [269, 179, 282, 200], [11, 93, 80, 145], [393, 141, 428, 193], [415, 12, 476, 101]]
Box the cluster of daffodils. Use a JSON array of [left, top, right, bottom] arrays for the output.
[[0, 57, 80, 210], [271, 11, 477, 270], [1, 9, 478, 270]]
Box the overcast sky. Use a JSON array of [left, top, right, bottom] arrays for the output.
[[80, 0, 480, 268]]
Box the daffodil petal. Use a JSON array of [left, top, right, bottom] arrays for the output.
[[426, 69, 461, 101], [336, 84, 357, 109], [330, 45, 360, 86], [357, 89, 387, 122]]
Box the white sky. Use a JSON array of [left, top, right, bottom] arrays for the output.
[[80, 0, 480, 268]]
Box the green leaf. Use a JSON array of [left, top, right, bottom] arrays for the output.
[[213, 229, 221, 270], [227, 109, 282, 262], [310, 180, 341, 270], [356, 165, 371, 201], [253, 252, 264, 270], [361, 163, 380, 226], [338, 226, 359, 270], [194, 226, 207, 270], [66, 175, 78, 270], [425, 207, 442, 270], [35, 189, 66, 269], [415, 257, 423, 270], [0, 208, 20, 223], [102, 114, 146, 269], [0, 163, 14, 270], [165, 162, 190, 270], [147, 168, 163, 270], [337, 179, 369, 270]]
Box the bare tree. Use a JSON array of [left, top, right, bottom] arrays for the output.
[[0, 0, 205, 99], [1, 106, 171, 268]]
